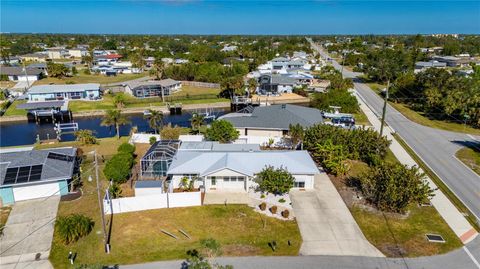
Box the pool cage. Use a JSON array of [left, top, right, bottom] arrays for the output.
[[140, 140, 180, 180]]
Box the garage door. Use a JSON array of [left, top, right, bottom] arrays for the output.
[[220, 176, 246, 190], [13, 182, 60, 202]]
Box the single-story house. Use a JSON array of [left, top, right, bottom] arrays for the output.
[[0, 147, 77, 204], [27, 83, 101, 101], [414, 61, 447, 73], [0, 66, 44, 82], [220, 104, 324, 137], [46, 48, 69, 59], [167, 150, 319, 192], [309, 79, 331, 92], [125, 79, 181, 98], [19, 53, 49, 62]]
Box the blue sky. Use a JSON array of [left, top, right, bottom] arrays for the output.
[[1, 1, 479, 34]]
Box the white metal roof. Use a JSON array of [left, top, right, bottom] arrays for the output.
[[28, 83, 100, 94], [167, 150, 319, 177]]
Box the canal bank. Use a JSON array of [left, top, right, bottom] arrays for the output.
[[0, 102, 231, 123], [0, 107, 229, 148]]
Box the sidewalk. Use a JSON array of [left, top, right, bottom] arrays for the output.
[[353, 90, 478, 244]]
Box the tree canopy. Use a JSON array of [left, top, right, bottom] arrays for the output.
[[205, 120, 239, 143]]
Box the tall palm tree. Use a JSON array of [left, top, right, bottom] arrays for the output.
[[190, 113, 205, 134], [247, 78, 258, 97], [113, 93, 126, 109], [152, 58, 165, 80], [144, 109, 164, 134], [101, 109, 130, 139]]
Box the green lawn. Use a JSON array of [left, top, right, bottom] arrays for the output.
[[351, 205, 462, 257], [34, 73, 149, 86], [172, 85, 221, 97], [48, 138, 301, 268], [390, 102, 480, 136], [455, 147, 480, 176], [3, 100, 27, 116], [342, 155, 462, 257]]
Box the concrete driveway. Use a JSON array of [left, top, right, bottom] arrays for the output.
[[203, 192, 250, 205], [0, 197, 59, 267], [290, 173, 384, 257]]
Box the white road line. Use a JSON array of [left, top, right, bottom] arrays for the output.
[[464, 246, 480, 269]]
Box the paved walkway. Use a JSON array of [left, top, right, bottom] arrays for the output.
[[0, 197, 59, 267], [290, 174, 384, 257], [354, 90, 478, 244], [203, 192, 250, 205]]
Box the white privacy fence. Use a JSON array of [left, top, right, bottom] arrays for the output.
[[104, 191, 202, 215]]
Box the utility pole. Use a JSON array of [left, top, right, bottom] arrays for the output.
[[379, 80, 390, 137], [94, 149, 110, 254]]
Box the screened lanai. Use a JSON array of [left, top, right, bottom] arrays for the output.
[[140, 140, 180, 180]]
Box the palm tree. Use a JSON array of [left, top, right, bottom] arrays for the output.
[[144, 109, 164, 134], [190, 113, 205, 134], [113, 93, 126, 109], [101, 109, 130, 139], [247, 78, 258, 97], [289, 124, 305, 150], [152, 58, 165, 80]]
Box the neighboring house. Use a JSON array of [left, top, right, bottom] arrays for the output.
[[19, 53, 49, 62], [167, 149, 318, 192], [220, 104, 324, 137], [27, 83, 101, 101], [139, 140, 318, 192], [68, 48, 88, 58], [0, 56, 20, 65], [46, 48, 69, 59], [258, 74, 301, 94], [0, 147, 77, 204], [308, 79, 331, 92], [27, 63, 49, 75], [0, 66, 44, 82], [125, 79, 181, 98], [414, 61, 447, 73], [221, 45, 238, 52], [94, 54, 122, 65], [432, 56, 470, 67]]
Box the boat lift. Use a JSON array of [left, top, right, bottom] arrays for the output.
[[54, 122, 79, 135]]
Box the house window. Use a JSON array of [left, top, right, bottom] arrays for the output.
[[294, 181, 305, 188], [210, 177, 216, 186]]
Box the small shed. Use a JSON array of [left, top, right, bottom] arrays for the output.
[[135, 181, 163, 196]]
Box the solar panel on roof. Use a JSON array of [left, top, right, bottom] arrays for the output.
[[4, 167, 19, 184], [2, 165, 44, 185], [48, 152, 74, 162]]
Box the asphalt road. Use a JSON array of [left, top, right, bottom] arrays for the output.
[[308, 40, 480, 225], [122, 241, 480, 269]]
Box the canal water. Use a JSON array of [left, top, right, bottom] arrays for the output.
[[0, 110, 227, 147]]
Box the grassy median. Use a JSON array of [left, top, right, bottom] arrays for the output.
[[455, 147, 480, 176]]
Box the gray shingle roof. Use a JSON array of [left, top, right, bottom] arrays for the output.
[[0, 66, 44, 76], [271, 75, 298, 85], [126, 78, 180, 89], [28, 83, 100, 94], [0, 147, 77, 187], [221, 104, 324, 130]]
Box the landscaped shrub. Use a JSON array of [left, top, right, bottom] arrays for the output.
[[355, 162, 434, 213], [281, 210, 290, 218], [149, 136, 157, 145], [103, 153, 134, 184], [278, 198, 286, 203], [260, 194, 266, 199], [270, 205, 278, 214], [55, 214, 94, 244], [205, 120, 239, 143], [259, 202, 267, 211], [117, 142, 136, 155], [255, 166, 295, 195], [304, 124, 390, 165]]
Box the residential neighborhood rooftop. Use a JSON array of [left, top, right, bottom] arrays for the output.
[[0, 147, 77, 187], [167, 150, 319, 177], [28, 83, 101, 94], [221, 104, 324, 130]]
